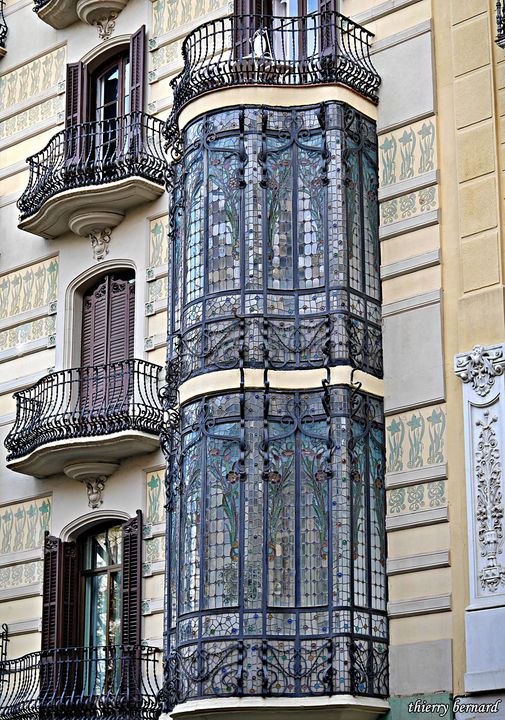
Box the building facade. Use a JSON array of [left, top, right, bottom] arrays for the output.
[[0, 1, 504, 719]]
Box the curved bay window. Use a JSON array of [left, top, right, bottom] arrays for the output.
[[165, 387, 387, 705], [167, 102, 381, 383]]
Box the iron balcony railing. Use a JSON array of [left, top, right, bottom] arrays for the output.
[[166, 11, 380, 142], [0, 645, 163, 720], [0, 1, 7, 49], [18, 111, 168, 221], [497, 1, 505, 47], [4, 359, 164, 461], [33, 0, 51, 9]]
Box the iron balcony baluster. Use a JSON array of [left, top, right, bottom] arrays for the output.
[[0, 645, 163, 720], [0, 1, 7, 49], [4, 359, 164, 461], [17, 112, 168, 221], [165, 11, 380, 146]]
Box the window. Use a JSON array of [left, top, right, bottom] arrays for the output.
[[66, 27, 144, 127], [41, 512, 142, 653], [82, 524, 123, 651]]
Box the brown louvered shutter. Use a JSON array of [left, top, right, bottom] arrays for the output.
[[42, 535, 78, 650], [65, 62, 87, 161], [81, 278, 109, 413], [107, 277, 135, 409], [233, 0, 271, 60], [129, 27, 145, 114], [319, 0, 337, 56], [121, 510, 142, 647], [42, 534, 61, 651]]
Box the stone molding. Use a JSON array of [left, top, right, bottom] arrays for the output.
[[380, 249, 440, 281], [386, 462, 447, 489], [386, 506, 448, 531], [387, 550, 450, 576], [387, 593, 451, 618], [379, 208, 440, 241]]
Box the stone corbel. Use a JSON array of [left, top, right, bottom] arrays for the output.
[[90, 227, 112, 261], [64, 462, 119, 509]]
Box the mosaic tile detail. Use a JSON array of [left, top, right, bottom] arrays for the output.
[[379, 118, 436, 187], [0, 257, 58, 321], [387, 480, 447, 516], [0, 497, 51, 555], [0, 315, 56, 352], [146, 470, 164, 525], [149, 216, 169, 268], [0, 48, 65, 111], [380, 186, 438, 225], [0, 95, 64, 141], [386, 405, 446, 473], [0, 561, 43, 590], [152, 0, 227, 36]]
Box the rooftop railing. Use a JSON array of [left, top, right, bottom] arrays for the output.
[[0, 645, 163, 720], [4, 359, 164, 461], [17, 112, 167, 221], [166, 11, 380, 142]]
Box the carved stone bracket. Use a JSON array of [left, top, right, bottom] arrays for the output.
[[455, 344, 505, 397], [90, 227, 112, 261], [94, 13, 118, 40], [64, 462, 119, 509]]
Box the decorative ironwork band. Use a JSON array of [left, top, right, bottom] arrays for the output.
[[165, 11, 380, 145]]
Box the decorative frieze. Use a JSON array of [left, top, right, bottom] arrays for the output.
[[386, 404, 446, 474], [455, 343, 505, 606]]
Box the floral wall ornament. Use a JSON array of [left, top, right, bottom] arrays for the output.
[[475, 411, 505, 593], [455, 344, 505, 397], [82, 476, 107, 509], [94, 13, 118, 40]]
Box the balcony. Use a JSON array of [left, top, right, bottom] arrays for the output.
[[18, 112, 167, 239], [33, 0, 129, 31], [4, 359, 164, 478], [166, 11, 380, 142], [0, 1, 7, 57], [0, 644, 163, 720]]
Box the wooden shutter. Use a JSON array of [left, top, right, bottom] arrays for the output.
[[108, 278, 135, 365], [107, 278, 135, 409], [121, 510, 142, 647], [65, 62, 87, 161], [233, 0, 270, 60], [81, 278, 109, 413], [319, 0, 337, 56], [42, 534, 78, 651], [129, 27, 145, 114]]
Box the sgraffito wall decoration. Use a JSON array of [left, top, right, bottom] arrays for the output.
[[0, 496, 51, 555], [378, 118, 437, 188], [385, 405, 446, 474], [0, 257, 58, 321], [0, 96, 64, 141], [146, 469, 164, 526], [387, 480, 447, 516], [152, 0, 227, 37], [380, 186, 438, 225], [0, 47, 65, 112]]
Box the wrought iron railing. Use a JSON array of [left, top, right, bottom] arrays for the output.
[[18, 112, 167, 221], [5, 359, 164, 461], [166, 11, 380, 143], [497, 1, 505, 47], [0, 1, 7, 49], [33, 0, 51, 9], [0, 645, 163, 720]]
